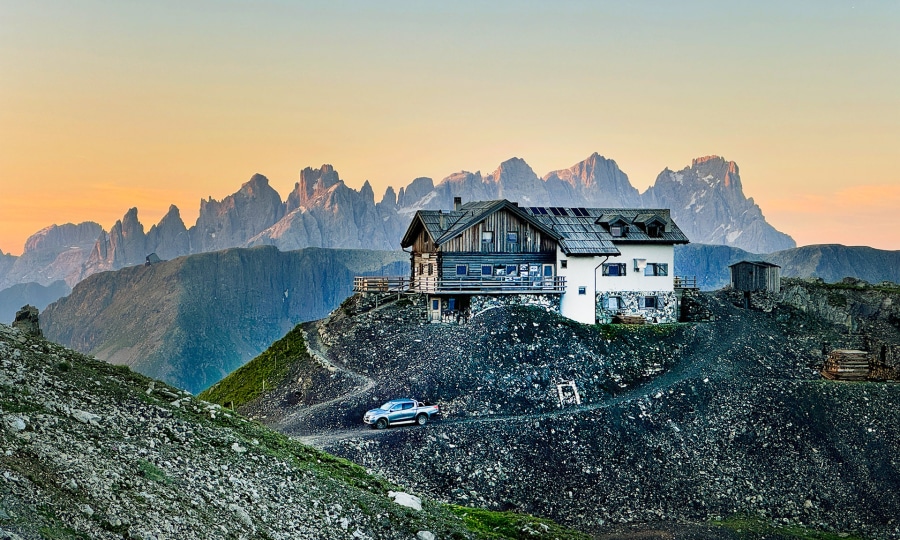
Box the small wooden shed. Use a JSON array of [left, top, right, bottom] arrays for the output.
[[729, 260, 781, 293]]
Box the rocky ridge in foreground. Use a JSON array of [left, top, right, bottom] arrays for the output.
[[0, 323, 586, 539]]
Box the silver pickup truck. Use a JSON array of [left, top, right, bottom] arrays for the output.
[[363, 398, 440, 429]]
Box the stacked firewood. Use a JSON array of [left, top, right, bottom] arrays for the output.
[[821, 349, 870, 381]]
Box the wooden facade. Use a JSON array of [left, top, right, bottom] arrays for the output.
[[729, 261, 781, 293], [409, 208, 557, 288]]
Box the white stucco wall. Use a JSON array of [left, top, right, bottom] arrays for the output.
[[595, 244, 674, 293], [557, 244, 675, 324], [557, 248, 603, 324]]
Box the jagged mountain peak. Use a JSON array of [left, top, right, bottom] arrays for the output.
[[22, 222, 103, 254], [488, 156, 536, 182], [688, 155, 741, 189], [644, 156, 794, 253], [289, 165, 343, 209]]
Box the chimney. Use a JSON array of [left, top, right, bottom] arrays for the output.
[[453, 197, 462, 211], [439, 210, 445, 229]]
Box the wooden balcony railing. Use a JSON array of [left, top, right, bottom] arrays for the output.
[[353, 275, 566, 294], [673, 275, 698, 289]]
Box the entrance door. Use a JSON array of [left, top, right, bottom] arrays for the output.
[[430, 298, 441, 322], [542, 264, 555, 289]]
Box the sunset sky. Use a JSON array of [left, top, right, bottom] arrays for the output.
[[1, 1, 898, 255]]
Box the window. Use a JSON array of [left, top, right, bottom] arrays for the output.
[[481, 264, 492, 276], [418, 263, 424, 276], [610, 225, 625, 237], [456, 264, 468, 276], [431, 299, 439, 311], [560, 260, 568, 269], [644, 263, 669, 276], [607, 296, 622, 310], [402, 402, 413, 410], [481, 231, 494, 243], [543, 264, 554, 277], [647, 223, 663, 238], [602, 263, 627, 276], [578, 286, 586, 295], [506, 265, 517, 276], [506, 231, 518, 243], [642, 296, 658, 309], [427, 263, 434, 276]]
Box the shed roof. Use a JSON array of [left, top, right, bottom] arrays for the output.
[[729, 260, 781, 269]]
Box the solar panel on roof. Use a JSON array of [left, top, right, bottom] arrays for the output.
[[536, 207, 548, 215], [549, 207, 569, 216]]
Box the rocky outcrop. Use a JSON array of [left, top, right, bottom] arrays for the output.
[[42, 246, 408, 393], [643, 156, 795, 253], [12, 304, 41, 337]]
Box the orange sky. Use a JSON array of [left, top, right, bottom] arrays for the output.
[[1, 1, 898, 255]]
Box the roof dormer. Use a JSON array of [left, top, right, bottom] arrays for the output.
[[596, 215, 631, 238], [632, 213, 668, 238]]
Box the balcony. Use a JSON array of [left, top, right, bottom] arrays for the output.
[[353, 275, 566, 294]]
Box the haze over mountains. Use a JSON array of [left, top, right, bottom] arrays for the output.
[[0, 153, 794, 295]]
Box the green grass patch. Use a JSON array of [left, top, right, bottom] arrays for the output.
[[596, 322, 679, 341], [712, 514, 863, 540], [198, 324, 310, 408], [136, 459, 172, 485], [449, 505, 589, 540]]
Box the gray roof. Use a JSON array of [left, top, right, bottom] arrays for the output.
[[401, 200, 689, 255], [523, 206, 688, 255], [729, 260, 781, 268]]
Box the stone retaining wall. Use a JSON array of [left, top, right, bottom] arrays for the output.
[[596, 291, 677, 324], [469, 294, 560, 318]]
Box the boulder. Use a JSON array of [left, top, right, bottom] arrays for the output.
[[12, 305, 41, 337]]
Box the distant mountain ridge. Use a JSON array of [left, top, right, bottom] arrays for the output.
[[1, 152, 794, 293], [41, 246, 407, 393], [675, 244, 900, 290]]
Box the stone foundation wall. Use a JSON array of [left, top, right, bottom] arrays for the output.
[[596, 291, 677, 324], [469, 294, 561, 318]]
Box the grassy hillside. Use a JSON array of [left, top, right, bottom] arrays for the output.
[[198, 324, 309, 409]]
